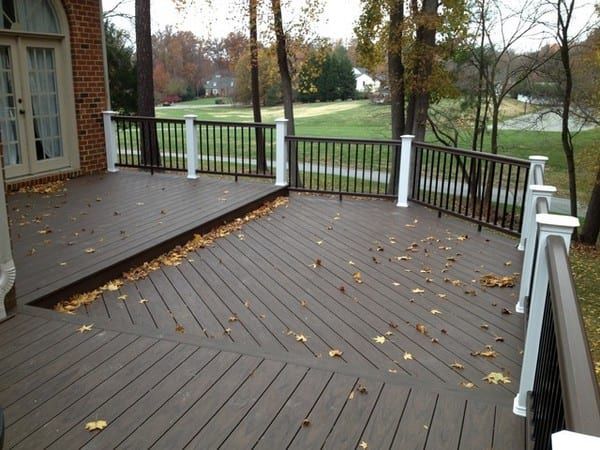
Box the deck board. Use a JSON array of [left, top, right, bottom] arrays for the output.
[[3, 176, 528, 449]]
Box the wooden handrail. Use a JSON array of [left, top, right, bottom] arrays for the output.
[[546, 235, 600, 435]]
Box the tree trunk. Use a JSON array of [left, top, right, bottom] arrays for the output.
[[250, 0, 266, 173], [472, 0, 486, 151], [135, 0, 159, 167], [271, 0, 298, 185], [387, 0, 404, 194], [579, 162, 600, 245], [490, 99, 500, 154]]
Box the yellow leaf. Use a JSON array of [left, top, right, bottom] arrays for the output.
[[396, 255, 412, 261], [228, 315, 238, 322], [224, 327, 232, 334], [353, 272, 363, 284], [328, 349, 343, 358], [461, 381, 475, 389], [483, 372, 511, 384], [139, 298, 148, 304], [316, 240, 323, 245], [373, 335, 386, 344], [412, 288, 425, 294], [450, 362, 464, 370], [85, 420, 108, 431], [359, 441, 369, 449], [77, 324, 93, 333], [430, 309, 442, 315], [84, 248, 95, 254], [403, 352, 414, 360], [295, 334, 308, 343], [117, 294, 128, 301]]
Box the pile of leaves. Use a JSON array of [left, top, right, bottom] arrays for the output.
[[479, 273, 517, 288], [54, 197, 288, 314], [18, 180, 66, 194]]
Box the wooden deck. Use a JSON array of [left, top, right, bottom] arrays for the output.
[[3, 176, 526, 449], [7, 171, 283, 305]]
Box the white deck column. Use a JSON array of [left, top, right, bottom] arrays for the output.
[[102, 111, 119, 172], [513, 213, 579, 417], [396, 135, 414, 207], [518, 156, 548, 251], [0, 160, 14, 319], [516, 185, 556, 313], [275, 118, 288, 186], [184, 114, 198, 179]]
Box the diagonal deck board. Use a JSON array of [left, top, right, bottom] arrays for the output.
[[8, 171, 283, 304], [4, 174, 527, 449]]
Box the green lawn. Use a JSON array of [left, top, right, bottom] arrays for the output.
[[156, 99, 599, 203]]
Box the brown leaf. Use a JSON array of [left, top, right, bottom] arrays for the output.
[[480, 274, 516, 288], [460, 381, 475, 389], [357, 384, 368, 394], [415, 323, 427, 335], [302, 419, 311, 427], [139, 298, 149, 304], [502, 308, 512, 315], [228, 315, 238, 323], [450, 362, 464, 370], [175, 324, 185, 333], [359, 441, 369, 449], [328, 349, 343, 358], [495, 336, 505, 342], [84, 247, 95, 254]]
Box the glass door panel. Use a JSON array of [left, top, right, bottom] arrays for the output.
[[0, 45, 23, 169], [27, 46, 62, 161]]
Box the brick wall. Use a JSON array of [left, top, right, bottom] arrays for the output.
[[62, 0, 108, 175]]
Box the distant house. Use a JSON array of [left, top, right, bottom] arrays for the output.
[[204, 74, 235, 97], [353, 67, 380, 93]]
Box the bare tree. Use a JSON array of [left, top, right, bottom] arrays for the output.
[[249, 0, 266, 172]]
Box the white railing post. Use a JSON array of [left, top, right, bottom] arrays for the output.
[[396, 135, 414, 207], [518, 155, 548, 251], [275, 118, 288, 186], [516, 184, 557, 313], [513, 213, 580, 417], [102, 111, 119, 173], [184, 114, 198, 179]]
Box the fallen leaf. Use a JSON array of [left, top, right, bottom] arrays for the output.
[[392, 282, 401, 286], [348, 260, 356, 266], [139, 298, 149, 304], [77, 324, 93, 333], [403, 352, 414, 360], [460, 381, 475, 389], [373, 335, 386, 344], [224, 327, 232, 335], [59, 262, 67, 266], [472, 345, 498, 358], [359, 441, 369, 449], [384, 331, 394, 337], [357, 384, 368, 394], [175, 324, 185, 333], [295, 334, 308, 343], [437, 293, 447, 299], [450, 362, 464, 370], [430, 309, 442, 315], [483, 372, 511, 384], [388, 368, 398, 373], [85, 420, 107, 431], [117, 294, 128, 301], [348, 391, 355, 400], [501, 308, 512, 315], [302, 419, 311, 427], [480, 323, 489, 330], [412, 288, 425, 294], [415, 323, 427, 334], [299, 299, 308, 307], [316, 240, 323, 245], [228, 315, 238, 323], [84, 247, 95, 254], [328, 349, 343, 358], [480, 274, 516, 288], [397, 255, 412, 261], [495, 336, 505, 342], [504, 261, 512, 266], [353, 272, 363, 284]]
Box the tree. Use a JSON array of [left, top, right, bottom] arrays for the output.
[[249, 0, 266, 172], [104, 20, 137, 113], [234, 47, 281, 105], [298, 45, 356, 102], [135, 0, 159, 164], [580, 161, 600, 245]]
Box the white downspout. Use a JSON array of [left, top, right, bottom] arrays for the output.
[[0, 162, 15, 319]]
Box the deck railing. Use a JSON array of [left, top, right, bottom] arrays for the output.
[[410, 141, 530, 236], [512, 171, 600, 447], [104, 112, 275, 179], [285, 135, 401, 198]]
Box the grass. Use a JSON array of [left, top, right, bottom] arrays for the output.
[[571, 244, 600, 381], [156, 98, 599, 204]]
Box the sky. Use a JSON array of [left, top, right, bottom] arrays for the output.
[[103, 0, 597, 51]]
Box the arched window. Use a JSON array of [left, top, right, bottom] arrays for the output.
[[1, 0, 61, 34]]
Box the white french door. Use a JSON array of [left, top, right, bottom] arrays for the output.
[[0, 37, 69, 179]]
